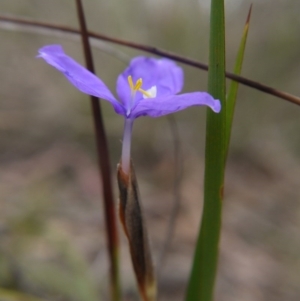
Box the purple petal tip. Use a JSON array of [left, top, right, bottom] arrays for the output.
[[212, 99, 221, 113]]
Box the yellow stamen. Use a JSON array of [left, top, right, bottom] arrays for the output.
[[135, 78, 143, 91], [128, 76, 144, 92], [128, 75, 135, 91], [127, 75, 154, 98], [138, 88, 152, 98]]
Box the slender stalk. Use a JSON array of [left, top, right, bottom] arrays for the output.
[[1, 15, 300, 106], [121, 119, 134, 175], [74, 1, 120, 300]]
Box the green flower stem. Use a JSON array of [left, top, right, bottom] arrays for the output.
[[186, 0, 226, 300]]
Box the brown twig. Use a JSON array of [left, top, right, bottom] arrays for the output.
[[74, 1, 120, 300], [0, 14, 300, 106]]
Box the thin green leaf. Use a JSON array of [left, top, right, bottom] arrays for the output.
[[186, 0, 226, 300], [225, 5, 253, 156]]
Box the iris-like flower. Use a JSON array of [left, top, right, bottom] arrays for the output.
[[38, 45, 221, 174]]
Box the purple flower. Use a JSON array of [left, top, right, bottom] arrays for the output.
[[38, 45, 221, 174]]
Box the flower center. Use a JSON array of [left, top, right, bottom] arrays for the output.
[[127, 75, 152, 98]]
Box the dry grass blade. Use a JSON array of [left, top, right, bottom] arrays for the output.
[[74, 1, 120, 300]]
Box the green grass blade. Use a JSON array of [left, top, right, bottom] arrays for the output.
[[185, 0, 226, 300], [225, 5, 252, 155]]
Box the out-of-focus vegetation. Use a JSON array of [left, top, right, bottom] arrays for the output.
[[0, 0, 300, 300]]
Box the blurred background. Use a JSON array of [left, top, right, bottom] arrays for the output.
[[0, 0, 300, 300]]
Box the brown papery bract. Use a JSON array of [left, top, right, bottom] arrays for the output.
[[117, 162, 156, 301]]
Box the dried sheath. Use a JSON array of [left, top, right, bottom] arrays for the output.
[[117, 163, 156, 301]]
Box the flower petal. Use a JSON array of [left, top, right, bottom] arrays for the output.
[[38, 45, 125, 115], [116, 56, 183, 108], [130, 92, 221, 118]]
